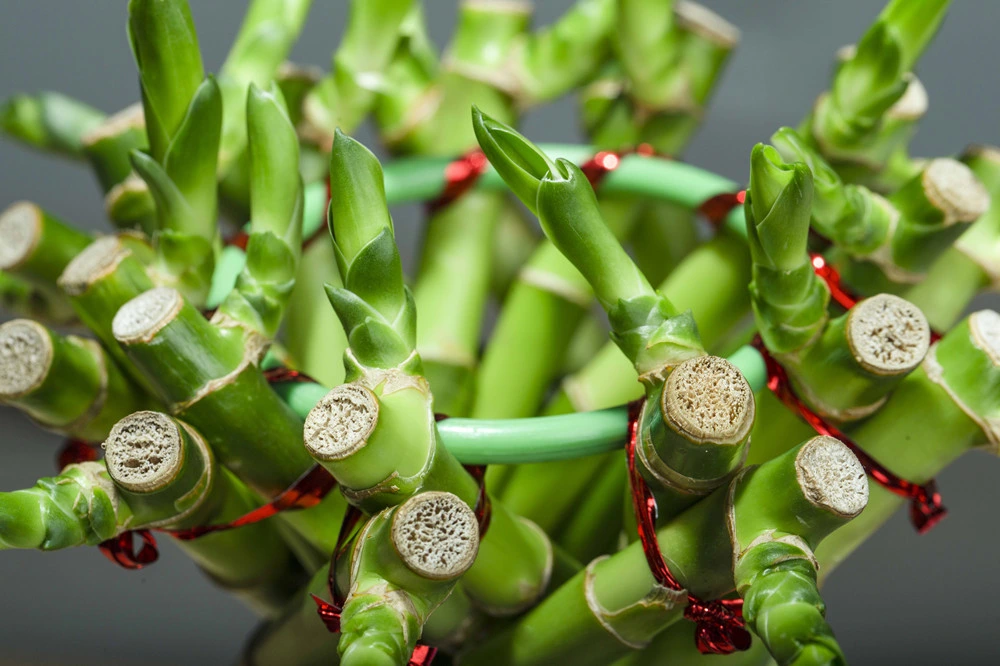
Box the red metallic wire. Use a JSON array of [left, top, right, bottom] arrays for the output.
[[625, 400, 752, 655]]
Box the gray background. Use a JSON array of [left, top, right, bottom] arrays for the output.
[[1, 1, 999, 664]]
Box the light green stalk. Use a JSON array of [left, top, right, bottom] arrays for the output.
[[214, 84, 303, 351], [128, 0, 220, 305], [829, 157, 990, 296], [0, 202, 92, 317], [111, 286, 345, 555], [338, 492, 479, 666], [216, 0, 313, 171], [805, 0, 950, 184], [461, 436, 867, 666], [0, 92, 104, 158], [817, 309, 1000, 577], [0, 319, 155, 442], [308, 133, 554, 615], [904, 146, 1000, 329], [744, 144, 828, 356], [301, 0, 417, 149], [0, 271, 76, 324]]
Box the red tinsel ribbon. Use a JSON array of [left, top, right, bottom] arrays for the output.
[[56, 438, 99, 470], [697, 189, 746, 228], [98, 367, 338, 569], [427, 149, 490, 213], [624, 400, 752, 655], [749, 336, 947, 533], [580, 144, 658, 190]]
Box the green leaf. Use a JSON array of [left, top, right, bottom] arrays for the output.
[[471, 106, 558, 215]]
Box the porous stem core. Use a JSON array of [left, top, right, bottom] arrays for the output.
[[923, 158, 991, 224], [663, 355, 754, 445], [848, 294, 930, 375], [795, 435, 868, 518], [58, 235, 129, 295], [0, 202, 40, 271], [971, 310, 1000, 363], [391, 491, 479, 581], [80, 103, 144, 145], [303, 384, 379, 461], [674, 1, 741, 47], [111, 287, 182, 345], [104, 411, 183, 493], [888, 75, 928, 121], [0, 320, 51, 399]]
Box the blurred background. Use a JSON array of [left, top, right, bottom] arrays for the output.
[[1, 1, 998, 664]]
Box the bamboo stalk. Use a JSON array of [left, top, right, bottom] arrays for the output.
[[1, 92, 105, 159], [103, 411, 307, 614], [0, 319, 155, 441], [338, 491, 479, 665], [460, 436, 867, 666], [111, 286, 346, 554]]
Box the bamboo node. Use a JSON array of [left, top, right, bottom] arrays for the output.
[[58, 235, 129, 295]]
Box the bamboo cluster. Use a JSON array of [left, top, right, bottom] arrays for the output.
[[1, 1, 998, 665]]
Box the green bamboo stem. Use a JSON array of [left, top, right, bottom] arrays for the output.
[[57, 235, 159, 393], [312, 132, 554, 614], [301, 0, 417, 149], [0, 202, 91, 284], [103, 411, 306, 614], [284, 238, 349, 387], [111, 286, 345, 554], [80, 104, 149, 196], [771, 126, 895, 256], [414, 191, 503, 416], [0, 201, 92, 319], [216, 0, 313, 172], [817, 309, 1000, 577], [303, 345, 552, 616], [460, 436, 867, 666], [127, 0, 205, 163], [551, 452, 626, 563], [0, 92, 104, 159], [128, 76, 221, 307], [904, 145, 1000, 329], [785, 293, 931, 421], [0, 462, 132, 550], [805, 0, 950, 179], [214, 83, 303, 351], [338, 491, 480, 665], [489, 197, 540, 300], [0, 319, 155, 441], [0, 271, 76, 324]]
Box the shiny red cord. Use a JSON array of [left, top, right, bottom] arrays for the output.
[[625, 400, 752, 655], [697, 189, 745, 228], [750, 336, 947, 533], [56, 438, 99, 470], [427, 149, 490, 213], [580, 144, 659, 190]]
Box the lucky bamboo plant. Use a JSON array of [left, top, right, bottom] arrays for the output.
[[1, 1, 998, 665]]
